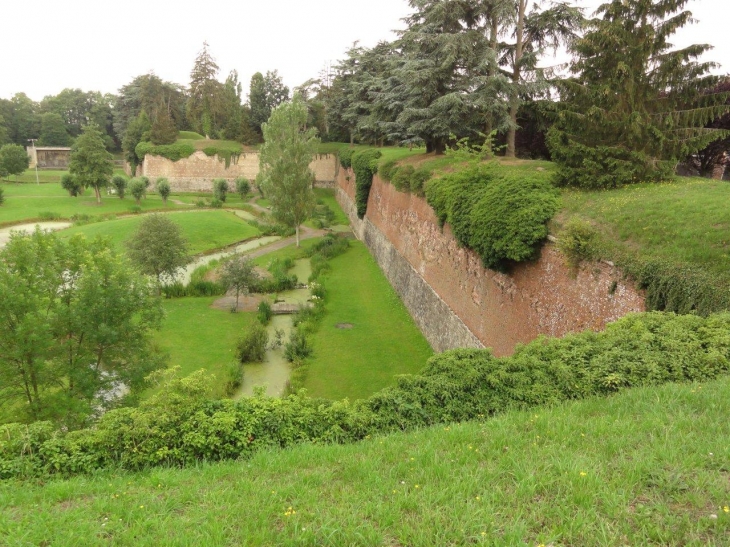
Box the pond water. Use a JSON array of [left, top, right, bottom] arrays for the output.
[[0, 221, 72, 248], [176, 235, 281, 284], [237, 258, 312, 398]]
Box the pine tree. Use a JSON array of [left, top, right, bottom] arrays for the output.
[[150, 101, 178, 145], [187, 42, 223, 136], [548, 0, 730, 188]]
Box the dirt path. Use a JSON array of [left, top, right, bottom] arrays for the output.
[[243, 226, 329, 260]]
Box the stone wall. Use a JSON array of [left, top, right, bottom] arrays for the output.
[[337, 168, 645, 356], [136, 152, 338, 192]]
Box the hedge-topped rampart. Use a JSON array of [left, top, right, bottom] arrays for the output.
[[3, 311, 730, 480]]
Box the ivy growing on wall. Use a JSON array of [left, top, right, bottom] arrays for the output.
[[426, 163, 560, 269], [351, 149, 382, 218]]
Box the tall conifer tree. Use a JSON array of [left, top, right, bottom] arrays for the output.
[[548, 0, 730, 188]]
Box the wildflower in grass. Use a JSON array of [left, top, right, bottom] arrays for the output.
[[724, 506, 729, 513], [580, 471, 587, 477]]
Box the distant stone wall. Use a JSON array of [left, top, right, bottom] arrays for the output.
[[135, 151, 338, 191], [337, 167, 645, 356]]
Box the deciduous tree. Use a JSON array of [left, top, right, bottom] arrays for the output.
[[125, 214, 190, 287], [219, 255, 258, 311], [69, 124, 114, 203], [257, 96, 318, 247], [0, 143, 30, 181], [0, 230, 164, 426]]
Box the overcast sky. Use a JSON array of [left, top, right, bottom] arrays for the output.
[[1, 0, 726, 102]]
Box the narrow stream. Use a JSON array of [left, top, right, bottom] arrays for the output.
[[236, 258, 312, 397], [177, 235, 281, 285]]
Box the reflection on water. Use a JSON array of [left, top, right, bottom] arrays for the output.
[[237, 258, 313, 398]]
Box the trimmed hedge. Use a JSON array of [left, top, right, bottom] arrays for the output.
[[2, 311, 730, 479], [426, 163, 560, 269]]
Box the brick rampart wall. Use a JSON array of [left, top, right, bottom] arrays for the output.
[[136, 152, 338, 192], [337, 167, 645, 356]]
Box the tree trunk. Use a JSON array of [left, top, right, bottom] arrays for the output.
[[507, 0, 527, 158], [485, 14, 500, 137], [295, 225, 300, 247], [350, 131, 354, 146], [95, 185, 102, 204]]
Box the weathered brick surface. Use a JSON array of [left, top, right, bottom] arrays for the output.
[[337, 168, 645, 356], [136, 152, 338, 192]]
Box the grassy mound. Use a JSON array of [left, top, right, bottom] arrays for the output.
[[61, 211, 260, 254], [2, 377, 729, 545]]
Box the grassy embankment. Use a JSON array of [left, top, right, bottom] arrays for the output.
[[2, 377, 729, 545], [60, 210, 260, 255], [306, 241, 434, 400]]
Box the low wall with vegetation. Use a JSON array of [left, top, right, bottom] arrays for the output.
[[337, 167, 645, 356], [134, 152, 338, 192]]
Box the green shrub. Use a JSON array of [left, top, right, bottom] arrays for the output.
[[213, 179, 229, 202], [60, 173, 84, 197], [210, 198, 223, 209], [38, 211, 60, 220], [379, 159, 398, 182], [128, 178, 146, 205], [128, 205, 142, 214], [224, 362, 243, 396], [235, 178, 251, 199], [4, 311, 730, 479], [257, 300, 273, 325], [352, 149, 382, 218], [426, 164, 560, 269], [339, 148, 355, 169], [284, 328, 312, 362], [111, 174, 128, 199], [156, 178, 171, 204], [135, 141, 196, 162], [410, 167, 432, 196], [557, 217, 600, 269], [236, 323, 269, 363], [391, 165, 414, 192]]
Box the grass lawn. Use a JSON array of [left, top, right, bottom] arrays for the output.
[[61, 210, 260, 255], [314, 188, 348, 225], [175, 137, 245, 154], [3, 377, 729, 545], [0, 180, 190, 226], [560, 176, 730, 275], [154, 297, 256, 397], [306, 241, 434, 400]]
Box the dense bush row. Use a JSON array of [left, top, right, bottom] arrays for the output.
[[426, 163, 560, 270], [135, 142, 196, 162], [3, 311, 729, 479], [379, 160, 432, 196]]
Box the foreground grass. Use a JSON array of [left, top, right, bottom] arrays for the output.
[[0, 182, 190, 225], [560, 177, 730, 275], [306, 241, 433, 400], [154, 297, 256, 397], [60, 210, 260, 255], [2, 378, 729, 545]]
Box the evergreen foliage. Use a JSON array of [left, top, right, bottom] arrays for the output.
[[121, 111, 151, 176], [150, 103, 179, 145], [426, 163, 559, 269], [548, 0, 730, 188], [351, 149, 382, 218], [248, 71, 290, 137], [186, 42, 225, 137], [3, 310, 730, 478]]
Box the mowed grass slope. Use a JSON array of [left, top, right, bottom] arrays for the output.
[[306, 241, 434, 400], [154, 297, 256, 397], [61, 210, 260, 255], [3, 377, 729, 545], [0, 180, 189, 225], [560, 177, 730, 275]]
